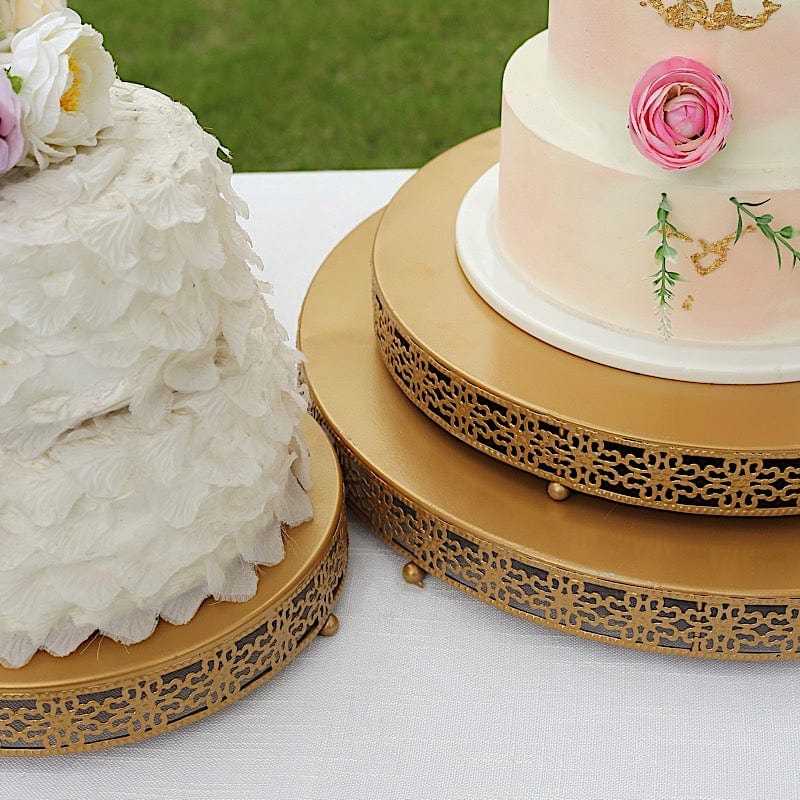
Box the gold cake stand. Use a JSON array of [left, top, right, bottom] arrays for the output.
[[373, 130, 800, 517], [0, 417, 347, 756], [301, 210, 800, 661]]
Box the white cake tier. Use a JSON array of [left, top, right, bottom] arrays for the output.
[[496, 32, 800, 347], [0, 83, 268, 459], [548, 0, 800, 175], [460, 166, 800, 383], [0, 83, 312, 669]]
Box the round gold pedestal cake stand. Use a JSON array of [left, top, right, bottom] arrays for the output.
[[373, 129, 800, 517], [301, 210, 800, 661], [0, 417, 347, 756]]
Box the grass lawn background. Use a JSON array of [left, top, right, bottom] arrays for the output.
[[70, 1, 548, 171]]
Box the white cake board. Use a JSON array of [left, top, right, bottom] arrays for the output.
[[456, 165, 800, 385]]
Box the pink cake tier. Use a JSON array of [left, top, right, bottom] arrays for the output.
[[466, 1, 800, 380]]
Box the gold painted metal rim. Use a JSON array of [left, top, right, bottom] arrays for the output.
[[300, 210, 800, 662], [371, 130, 800, 517], [314, 405, 800, 661], [0, 417, 348, 756]]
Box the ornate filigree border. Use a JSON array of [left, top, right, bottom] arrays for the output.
[[373, 283, 800, 517], [312, 405, 800, 660], [0, 511, 348, 756]]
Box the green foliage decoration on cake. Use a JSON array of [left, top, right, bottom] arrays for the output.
[[730, 197, 800, 269], [647, 193, 685, 338], [646, 193, 800, 338]]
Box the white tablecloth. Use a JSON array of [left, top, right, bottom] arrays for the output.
[[9, 170, 800, 800]]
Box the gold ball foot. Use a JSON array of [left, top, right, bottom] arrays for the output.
[[319, 614, 340, 637], [547, 482, 572, 503], [402, 562, 426, 588]]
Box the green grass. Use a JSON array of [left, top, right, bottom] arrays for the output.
[[69, 0, 548, 171]]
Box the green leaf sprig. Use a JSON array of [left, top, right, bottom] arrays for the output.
[[647, 193, 685, 338], [3, 68, 21, 94], [730, 197, 800, 269]]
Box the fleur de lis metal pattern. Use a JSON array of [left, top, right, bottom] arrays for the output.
[[0, 516, 347, 756], [312, 405, 800, 661], [373, 285, 800, 517]]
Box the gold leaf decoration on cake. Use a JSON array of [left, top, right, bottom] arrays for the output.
[[641, 0, 781, 31], [667, 228, 693, 244], [682, 295, 695, 310], [690, 226, 755, 276], [665, 224, 757, 277]]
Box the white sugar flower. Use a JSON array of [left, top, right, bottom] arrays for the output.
[[0, 0, 66, 49], [9, 8, 115, 168]]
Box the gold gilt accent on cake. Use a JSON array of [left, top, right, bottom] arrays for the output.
[[641, 0, 781, 30], [667, 227, 693, 243], [667, 224, 757, 277], [690, 226, 755, 276], [682, 295, 695, 310]]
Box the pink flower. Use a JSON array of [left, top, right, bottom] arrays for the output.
[[0, 71, 23, 175], [628, 57, 733, 171]]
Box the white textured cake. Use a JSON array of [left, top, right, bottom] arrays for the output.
[[0, 9, 311, 667], [458, 0, 800, 381]]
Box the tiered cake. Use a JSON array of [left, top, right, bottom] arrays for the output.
[[458, 0, 800, 382], [0, 7, 313, 669], [300, 0, 800, 660]]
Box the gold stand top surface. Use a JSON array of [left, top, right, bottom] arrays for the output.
[[0, 417, 343, 693], [300, 211, 800, 599], [372, 129, 800, 451]]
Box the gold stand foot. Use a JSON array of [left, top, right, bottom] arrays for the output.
[[319, 614, 340, 637], [402, 562, 427, 588], [547, 482, 572, 503]]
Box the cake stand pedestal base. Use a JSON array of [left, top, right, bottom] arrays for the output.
[[300, 211, 800, 662], [0, 416, 347, 756], [372, 130, 800, 517]]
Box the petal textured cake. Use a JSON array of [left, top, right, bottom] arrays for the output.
[[460, 0, 800, 381], [0, 9, 311, 667]]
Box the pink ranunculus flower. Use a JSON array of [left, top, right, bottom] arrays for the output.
[[628, 57, 733, 171], [0, 70, 23, 175]]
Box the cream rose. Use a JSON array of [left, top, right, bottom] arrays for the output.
[[0, 0, 66, 48], [9, 8, 115, 168]]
